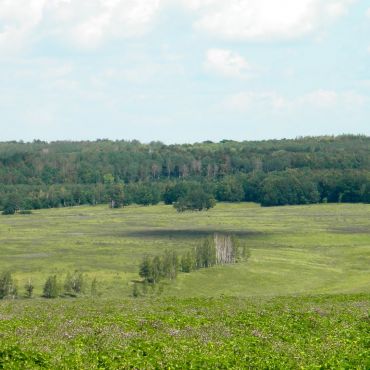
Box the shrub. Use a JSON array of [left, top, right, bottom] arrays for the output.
[[24, 279, 34, 298]]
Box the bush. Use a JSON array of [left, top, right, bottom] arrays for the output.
[[24, 279, 34, 298], [174, 188, 215, 212]]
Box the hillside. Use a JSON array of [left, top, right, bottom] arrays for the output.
[[1, 202, 369, 298], [1, 135, 370, 211]]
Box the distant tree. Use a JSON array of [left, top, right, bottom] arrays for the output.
[[163, 182, 190, 204], [162, 250, 178, 279], [109, 184, 125, 208], [180, 251, 193, 273], [2, 194, 20, 215], [0, 272, 17, 299], [151, 256, 163, 283], [64, 271, 84, 296], [216, 176, 245, 202], [24, 279, 34, 298], [139, 256, 153, 282], [174, 187, 215, 212], [43, 275, 59, 298]]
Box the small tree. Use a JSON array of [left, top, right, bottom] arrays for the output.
[[64, 271, 84, 296], [43, 275, 59, 298], [180, 251, 193, 273], [151, 256, 163, 283], [24, 279, 34, 298], [0, 272, 17, 299], [174, 187, 216, 212], [2, 201, 16, 215], [139, 256, 153, 282]]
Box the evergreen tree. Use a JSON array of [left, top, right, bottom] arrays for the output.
[[43, 275, 59, 298], [139, 256, 153, 282]]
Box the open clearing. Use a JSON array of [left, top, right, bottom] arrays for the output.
[[0, 203, 369, 368], [0, 202, 369, 297]]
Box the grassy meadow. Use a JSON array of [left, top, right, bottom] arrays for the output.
[[0, 202, 369, 368], [0, 202, 369, 297]]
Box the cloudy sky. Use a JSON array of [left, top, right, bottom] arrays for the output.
[[1, 0, 369, 143]]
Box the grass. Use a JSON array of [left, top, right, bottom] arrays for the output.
[[0, 202, 369, 297], [0, 294, 369, 368], [0, 202, 369, 368]]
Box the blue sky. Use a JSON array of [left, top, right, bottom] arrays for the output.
[[0, 0, 369, 143]]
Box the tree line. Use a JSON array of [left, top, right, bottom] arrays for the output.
[[0, 271, 99, 299], [0, 135, 369, 212]]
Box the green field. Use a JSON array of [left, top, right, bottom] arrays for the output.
[[1, 294, 369, 369], [0, 202, 369, 297], [0, 203, 369, 368]]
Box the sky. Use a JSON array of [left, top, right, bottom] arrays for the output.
[[0, 0, 370, 143]]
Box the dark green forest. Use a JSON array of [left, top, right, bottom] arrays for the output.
[[1, 135, 369, 212]]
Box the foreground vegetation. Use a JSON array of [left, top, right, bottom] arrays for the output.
[[0, 294, 368, 368]]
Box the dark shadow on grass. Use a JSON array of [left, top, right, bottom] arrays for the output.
[[330, 226, 370, 234], [123, 229, 266, 239]]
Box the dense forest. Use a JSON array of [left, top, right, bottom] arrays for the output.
[[0, 135, 369, 212]]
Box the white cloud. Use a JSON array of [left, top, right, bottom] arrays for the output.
[[205, 49, 251, 78], [299, 89, 338, 107], [224, 89, 368, 112], [0, 0, 164, 51], [0, 0, 47, 51], [185, 0, 356, 41], [224, 91, 287, 111], [366, 7, 370, 18]]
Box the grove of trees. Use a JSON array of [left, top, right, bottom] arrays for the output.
[[0, 135, 369, 211], [136, 234, 250, 295]]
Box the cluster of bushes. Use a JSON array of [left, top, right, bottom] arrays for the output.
[[135, 235, 250, 296], [0, 271, 98, 299]]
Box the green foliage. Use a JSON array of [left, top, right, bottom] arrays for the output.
[[180, 251, 194, 273], [0, 295, 368, 368], [64, 271, 84, 296], [0, 271, 17, 299], [2, 195, 20, 215], [195, 237, 216, 268], [43, 275, 59, 299], [24, 279, 34, 298], [261, 170, 320, 206], [174, 187, 216, 212], [139, 256, 153, 282], [1, 136, 370, 210], [0, 346, 50, 368]]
